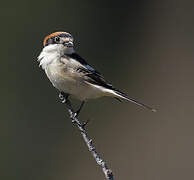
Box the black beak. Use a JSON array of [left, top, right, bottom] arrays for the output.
[[64, 41, 73, 47]]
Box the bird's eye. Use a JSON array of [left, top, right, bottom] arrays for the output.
[[54, 36, 60, 42]]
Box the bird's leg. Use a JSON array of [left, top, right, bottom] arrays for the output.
[[59, 92, 73, 111], [74, 101, 85, 118], [59, 92, 77, 120], [59, 93, 85, 120], [74, 101, 90, 128]]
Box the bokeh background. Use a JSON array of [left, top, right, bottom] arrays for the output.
[[1, 0, 194, 179]]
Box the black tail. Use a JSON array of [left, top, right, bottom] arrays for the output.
[[114, 90, 156, 112]]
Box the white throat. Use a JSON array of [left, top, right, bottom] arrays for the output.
[[37, 44, 74, 69]]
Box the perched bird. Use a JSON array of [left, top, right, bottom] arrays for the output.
[[37, 31, 156, 115]]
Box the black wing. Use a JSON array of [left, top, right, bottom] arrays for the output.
[[67, 53, 101, 75], [65, 53, 114, 89]]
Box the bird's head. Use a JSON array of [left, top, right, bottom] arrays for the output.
[[43, 31, 74, 54]]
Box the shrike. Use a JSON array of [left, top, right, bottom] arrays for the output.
[[37, 31, 156, 115]]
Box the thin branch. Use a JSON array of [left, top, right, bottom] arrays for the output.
[[60, 97, 114, 180]]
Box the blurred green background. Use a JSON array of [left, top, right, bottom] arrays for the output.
[[1, 0, 194, 179]]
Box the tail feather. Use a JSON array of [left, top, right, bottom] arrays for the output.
[[88, 83, 156, 112], [113, 90, 156, 112]]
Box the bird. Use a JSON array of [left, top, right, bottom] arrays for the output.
[[37, 31, 156, 116]]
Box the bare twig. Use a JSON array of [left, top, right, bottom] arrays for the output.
[[60, 96, 114, 180]]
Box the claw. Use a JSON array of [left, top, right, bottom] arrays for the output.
[[70, 112, 77, 119], [59, 92, 69, 104], [61, 99, 66, 103], [59, 93, 64, 100]]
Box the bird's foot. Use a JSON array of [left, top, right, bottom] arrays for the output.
[[59, 92, 69, 104], [70, 112, 77, 122], [70, 114, 90, 129], [59, 93, 65, 103]]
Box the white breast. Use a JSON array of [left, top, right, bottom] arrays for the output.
[[38, 45, 106, 100]]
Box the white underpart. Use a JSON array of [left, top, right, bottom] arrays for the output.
[[37, 44, 117, 101]]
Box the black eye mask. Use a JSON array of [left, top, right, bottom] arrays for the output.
[[45, 33, 72, 47]]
